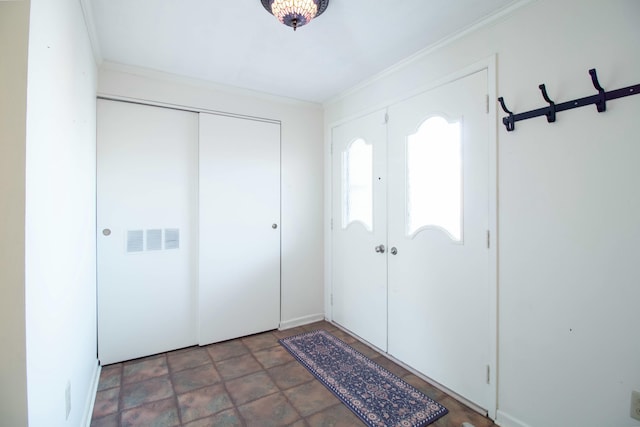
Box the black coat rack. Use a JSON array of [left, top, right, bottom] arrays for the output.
[[498, 68, 640, 132]]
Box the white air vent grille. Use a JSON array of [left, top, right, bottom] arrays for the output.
[[146, 229, 162, 251], [165, 228, 180, 250], [126, 230, 144, 252]]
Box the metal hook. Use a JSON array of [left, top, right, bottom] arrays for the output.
[[497, 97, 513, 115], [498, 97, 515, 131], [538, 84, 556, 123], [589, 68, 606, 112]]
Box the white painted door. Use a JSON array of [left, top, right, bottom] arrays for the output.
[[387, 70, 492, 410], [97, 100, 198, 365], [198, 113, 281, 345], [331, 110, 388, 351]]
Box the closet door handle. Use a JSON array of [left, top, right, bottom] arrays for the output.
[[390, 247, 397, 255], [374, 244, 386, 254]]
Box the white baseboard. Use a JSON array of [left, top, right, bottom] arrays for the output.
[[495, 410, 531, 427], [82, 361, 101, 427], [279, 313, 325, 330]]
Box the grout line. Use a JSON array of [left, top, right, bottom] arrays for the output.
[[164, 352, 183, 426], [116, 362, 124, 426]]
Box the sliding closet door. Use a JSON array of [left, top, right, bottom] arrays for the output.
[[387, 70, 492, 410], [198, 113, 281, 345], [97, 100, 198, 365], [331, 110, 388, 351]]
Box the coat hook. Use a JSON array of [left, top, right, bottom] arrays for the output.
[[497, 97, 515, 131], [497, 68, 639, 133], [589, 68, 606, 112], [539, 84, 556, 123], [498, 97, 513, 114]]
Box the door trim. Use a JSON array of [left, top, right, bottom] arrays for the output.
[[324, 55, 498, 419]]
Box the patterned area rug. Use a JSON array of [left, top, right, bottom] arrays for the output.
[[279, 330, 448, 427]]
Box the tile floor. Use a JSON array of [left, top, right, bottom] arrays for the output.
[[91, 321, 498, 427]]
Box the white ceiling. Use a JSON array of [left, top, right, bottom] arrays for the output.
[[89, 0, 519, 103]]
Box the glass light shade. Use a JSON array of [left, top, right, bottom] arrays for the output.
[[261, 0, 329, 31]]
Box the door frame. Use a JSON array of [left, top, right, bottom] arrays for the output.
[[324, 55, 498, 419]]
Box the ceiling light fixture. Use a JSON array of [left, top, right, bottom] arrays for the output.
[[261, 0, 329, 31]]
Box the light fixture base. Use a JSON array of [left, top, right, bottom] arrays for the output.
[[261, 0, 329, 31]]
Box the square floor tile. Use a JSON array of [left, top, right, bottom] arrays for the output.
[[90, 413, 119, 427], [92, 387, 120, 419], [225, 371, 279, 405], [242, 332, 279, 352], [120, 397, 179, 427], [167, 347, 212, 373], [122, 355, 169, 384], [237, 392, 300, 427], [302, 321, 337, 332], [177, 383, 234, 424], [283, 380, 339, 417], [206, 340, 249, 362], [253, 345, 294, 369], [172, 363, 221, 394], [97, 364, 122, 391], [121, 376, 174, 410], [273, 326, 307, 339], [305, 403, 365, 427], [215, 353, 263, 380], [182, 408, 243, 427], [268, 361, 314, 390]]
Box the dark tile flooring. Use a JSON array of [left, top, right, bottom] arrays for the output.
[[91, 321, 498, 427]]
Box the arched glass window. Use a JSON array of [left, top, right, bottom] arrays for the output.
[[406, 116, 462, 241], [342, 138, 373, 231]]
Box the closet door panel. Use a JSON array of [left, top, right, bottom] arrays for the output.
[[97, 100, 198, 365], [198, 113, 281, 345]]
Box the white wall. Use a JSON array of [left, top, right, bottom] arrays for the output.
[[325, 1, 640, 426], [0, 1, 30, 425], [97, 64, 325, 328], [24, 0, 99, 425]]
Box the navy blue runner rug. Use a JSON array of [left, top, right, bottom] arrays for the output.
[[279, 330, 448, 427]]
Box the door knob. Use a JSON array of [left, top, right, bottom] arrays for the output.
[[374, 244, 386, 253], [272, 224, 278, 229], [390, 247, 398, 255], [102, 229, 111, 236]]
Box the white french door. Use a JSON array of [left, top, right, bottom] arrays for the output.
[[387, 70, 492, 410], [97, 100, 198, 365], [198, 113, 281, 345], [331, 110, 388, 351], [331, 69, 495, 412]]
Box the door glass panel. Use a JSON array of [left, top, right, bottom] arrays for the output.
[[406, 116, 462, 241], [342, 138, 373, 231]]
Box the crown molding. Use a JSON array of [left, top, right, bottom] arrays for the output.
[[323, 0, 535, 107], [99, 61, 324, 109], [78, 0, 103, 65]]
